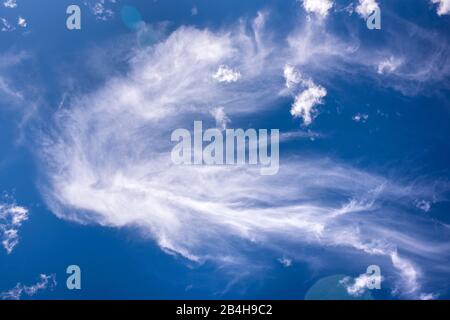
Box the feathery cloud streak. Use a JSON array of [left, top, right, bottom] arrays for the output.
[[37, 11, 450, 299]]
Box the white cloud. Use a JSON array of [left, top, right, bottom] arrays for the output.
[[355, 0, 380, 19], [340, 274, 371, 297], [0, 50, 29, 70], [283, 64, 302, 89], [1, 274, 56, 300], [37, 15, 450, 299], [301, 0, 334, 17], [17, 16, 26, 28], [0, 201, 29, 254], [340, 270, 383, 297], [278, 257, 293, 267], [1, 17, 14, 32], [213, 65, 241, 83], [286, 18, 358, 70], [0, 77, 23, 100], [415, 200, 431, 212], [210, 107, 230, 130], [377, 56, 403, 75], [431, 0, 450, 16], [3, 0, 16, 9], [390, 251, 420, 295], [0, 51, 39, 140], [283, 64, 327, 125], [84, 0, 115, 21], [286, 14, 450, 95], [291, 81, 327, 126], [279, 130, 323, 142], [353, 113, 369, 123], [419, 292, 439, 300]]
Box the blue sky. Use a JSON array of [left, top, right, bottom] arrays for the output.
[[0, 0, 449, 300]]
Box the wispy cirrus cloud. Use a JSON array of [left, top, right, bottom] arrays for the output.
[[0, 199, 29, 254], [286, 10, 450, 96], [210, 106, 231, 130], [1, 17, 14, 32], [0, 274, 56, 300], [0, 51, 27, 114], [36, 10, 450, 299], [0, 51, 41, 145]]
